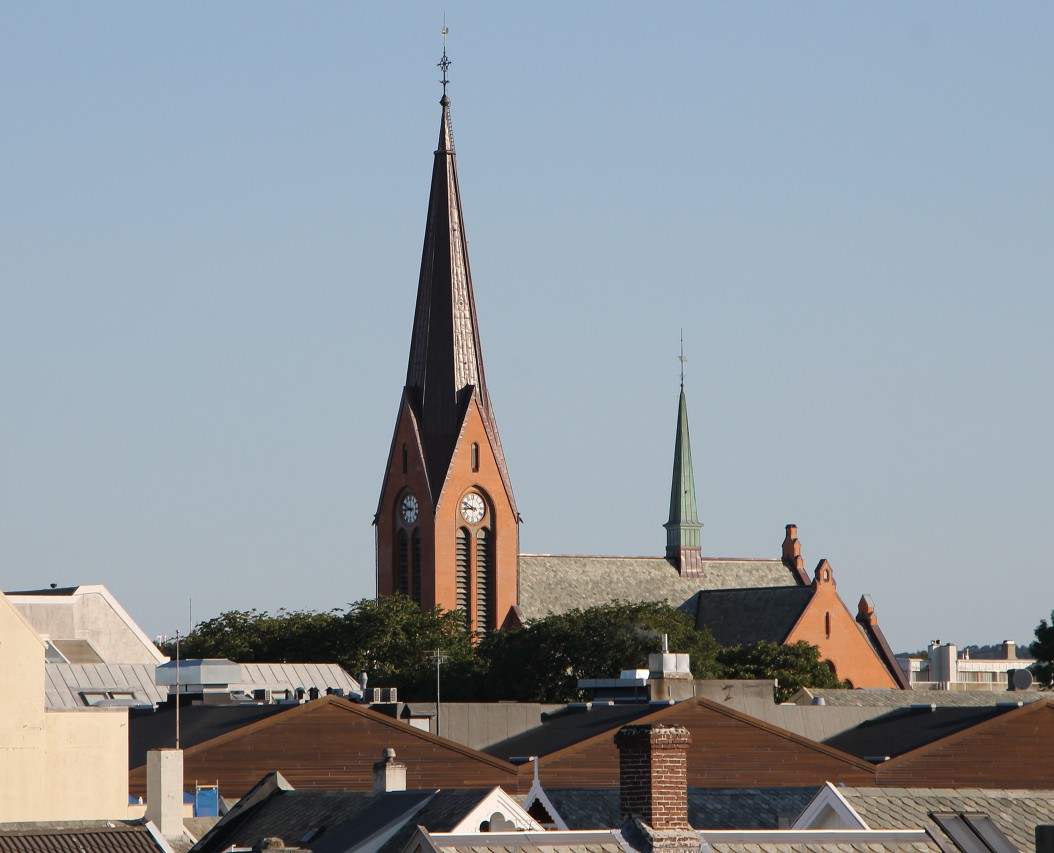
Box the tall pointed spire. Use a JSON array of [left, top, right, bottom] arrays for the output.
[[664, 341, 702, 576], [403, 48, 514, 510]]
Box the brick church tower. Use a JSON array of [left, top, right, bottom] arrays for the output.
[[375, 69, 519, 632]]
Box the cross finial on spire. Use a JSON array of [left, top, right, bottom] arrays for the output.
[[678, 329, 687, 388], [438, 23, 451, 98]]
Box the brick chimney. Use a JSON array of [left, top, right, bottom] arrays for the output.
[[372, 748, 406, 793], [782, 524, 809, 585]]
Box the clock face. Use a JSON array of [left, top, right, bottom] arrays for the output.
[[460, 492, 486, 524], [400, 493, 419, 524]]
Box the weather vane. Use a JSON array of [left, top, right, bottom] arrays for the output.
[[438, 22, 451, 96], [679, 329, 687, 387]]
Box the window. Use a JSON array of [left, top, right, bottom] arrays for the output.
[[402, 444, 408, 474], [825, 611, 831, 639], [455, 528, 471, 631], [471, 442, 480, 472], [397, 529, 409, 596], [476, 527, 493, 632], [411, 529, 422, 605]]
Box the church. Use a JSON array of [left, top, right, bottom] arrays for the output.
[[375, 64, 907, 690]]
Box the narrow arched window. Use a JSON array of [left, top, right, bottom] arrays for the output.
[[471, 442, 480, 472], [825, 611, 832, 639], [455, 528, 471, 631], [396, 529, 409, 597], [402, 444, 408, 474], [411, 529, 422, 605], [476, 527, 493, 632]]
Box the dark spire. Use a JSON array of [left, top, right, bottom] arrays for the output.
[[403, 51, 515, 510], [664, 349, 702, 576]]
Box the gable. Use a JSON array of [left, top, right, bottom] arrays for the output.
[[876, 700, 1054, 789], [128, 697, 520, 799], [533, 699, 876, 789]]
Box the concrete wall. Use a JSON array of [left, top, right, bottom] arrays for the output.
[[0, 592, 130, 821], [10, 585, 165, 664]]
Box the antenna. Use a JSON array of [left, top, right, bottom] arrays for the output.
[[174, 629, 181, 750], [438, 21, 451, 96], [678, 329, 687, 387]]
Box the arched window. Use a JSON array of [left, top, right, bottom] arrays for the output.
[[476, 527, 493, 632], [411, 529, 422, 605], [455, 528, 471, 631], [825, 611, 832, 639], [402, 443, 408, 474], [396, 529, 409, 597], [471, 442, 480, 472]]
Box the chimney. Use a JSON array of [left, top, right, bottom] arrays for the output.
[[146, 748, 184, 842], [781, 524, 809, 584], [1004, 640, 1017, 660], [615, 724, 691, 829], [372, 748, 406, 793]]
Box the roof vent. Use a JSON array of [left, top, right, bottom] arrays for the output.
[[996, 701, 1024, 708], [910, 703, 937, 712], [811, 696, 827, 706], [864, 755, 892, 763], [567, 702, 592, 712]]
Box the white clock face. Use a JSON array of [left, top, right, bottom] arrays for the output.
[[400, 493, 419, 524], [460, 492, 486, 524]]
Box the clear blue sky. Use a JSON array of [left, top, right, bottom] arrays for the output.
[[2, 3, 1051, 654]]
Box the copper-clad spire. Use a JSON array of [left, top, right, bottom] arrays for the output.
[[403, 56, 515, 510]]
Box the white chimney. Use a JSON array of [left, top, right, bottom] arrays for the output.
[[146, 748, 184, 841], [372, 748, 406, 793]]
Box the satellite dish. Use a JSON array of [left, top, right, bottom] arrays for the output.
[[1012, 668, 1034, 691]]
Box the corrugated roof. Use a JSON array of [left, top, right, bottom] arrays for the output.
[[518, 554, 800, 620], [792, 687, 1050, 707], [43, 662, 361, 710], [0, 821, 167, 852]]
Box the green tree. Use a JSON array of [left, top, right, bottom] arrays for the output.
[[717, 640, 848, 702], [160, 595, 477, 701], [1030, 611, 1054, 687], [475, 600, 722, 702]]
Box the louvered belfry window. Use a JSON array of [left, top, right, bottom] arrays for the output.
[[411, 529, 422, 605], [455, 528, 471, 630], [476, 527, 493, 632], [396, 529, 409, 596]]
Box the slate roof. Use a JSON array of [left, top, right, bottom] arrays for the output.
[[821, 705, 1018, 761], [482, 703, 658, 761], [129, 703, 288, 769], [792, 687, 1050, 707], [703, 842, 939, 853], [840, 787, 1054, 853], [0, 820, 168, 852], [414, 830, 626, 852], [518, 554, 800, 620], [542, 787, 819, 830], [685, 586, 814, 646]]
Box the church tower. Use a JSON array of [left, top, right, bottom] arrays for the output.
[[664, 368, 703, 576], [375, 59, 519, 632]]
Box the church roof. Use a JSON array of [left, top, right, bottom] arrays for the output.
[[403, 94, 514, 511], [683, 586, 815, 647], [517, 554, 801, 620]]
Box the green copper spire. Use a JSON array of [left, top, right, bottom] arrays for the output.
[[664, 346, 703, 576]]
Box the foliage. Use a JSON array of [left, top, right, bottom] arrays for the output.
[[474, 600, 722, 702], [1030, 611, 1054, 687], [160, 595, 477, 700], [717, 640, 848, 702], [162, 597, 850, 704]]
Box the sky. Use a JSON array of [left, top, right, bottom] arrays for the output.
[[2, 3, 1052, 655]]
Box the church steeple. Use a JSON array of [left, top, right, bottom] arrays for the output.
[[664, 361, 703, 576], [376, 46, 519, 632], [403, 91, 514, 511]]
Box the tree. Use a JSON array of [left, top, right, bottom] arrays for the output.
[[717, 640, 848, 702], [1030, 611, 1054, 687], [474, 600, 722, 702], [160, 595, 477, 701]]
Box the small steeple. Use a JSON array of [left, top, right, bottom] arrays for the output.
[[664, 338, 703, 576], [403, 40, 515, 510]]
